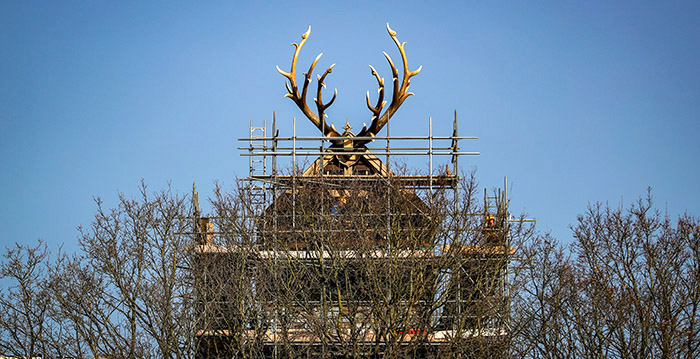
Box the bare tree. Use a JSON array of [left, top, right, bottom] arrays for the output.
[[31, 182, 195, 359], [570, 193, 700, 358], [511, 191, 700, 359], [14, 179, 698, 359], [0, 240, 51, 357], [509, 234, 576, 359], [190, 169, 523, 359]]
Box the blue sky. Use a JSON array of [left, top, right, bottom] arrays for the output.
[[1, 1, 699, 253]]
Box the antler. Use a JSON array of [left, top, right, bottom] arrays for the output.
[[356, 23, 422, 145], [277, 27, 341, 138]]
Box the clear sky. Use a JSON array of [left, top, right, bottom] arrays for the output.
[[2, 1, 699, 253]]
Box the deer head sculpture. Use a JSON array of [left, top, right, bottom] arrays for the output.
[[277, 24, 421, 153]]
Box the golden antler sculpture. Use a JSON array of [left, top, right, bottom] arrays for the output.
[[278, 24, 421, 146], [356, 24, 422, 146], [276, 27, 340, 139]]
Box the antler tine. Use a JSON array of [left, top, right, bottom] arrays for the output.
[[301, 53, 322, 102], [276, 26, 311, 97], [277, 26, 341, 138], [385, 23, 422, 107], [365, 65, 385, 120], [316, 64, 337, 121], [382, 51, 401, 108], [356, 23, 421, 145]]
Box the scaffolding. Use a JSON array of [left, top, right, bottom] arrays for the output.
[[247, 119, 268, 220], [191, 112, 522, 358], [239, 111, 478, 214]]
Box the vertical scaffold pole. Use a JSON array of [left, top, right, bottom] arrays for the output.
[[429, 116, 433, 197], [453, 110, 459, 181], [321, 116, 325, 176], [453, 110, 459, 220], [292, 117, 296, 228], [386, 112, 391, 246], [272, 112, 277, 177], [271, 111, 278, 359]]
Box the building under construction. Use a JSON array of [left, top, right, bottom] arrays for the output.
[[191, 25, 514, 359]]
